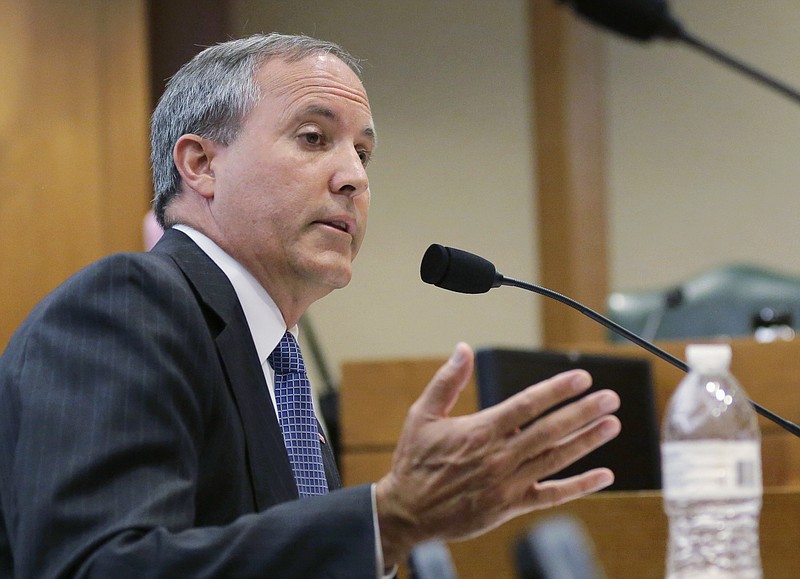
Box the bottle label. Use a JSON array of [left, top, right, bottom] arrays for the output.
[[661, 440, 762, 500]]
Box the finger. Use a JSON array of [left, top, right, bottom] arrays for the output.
[[411, 342, 474, 420], [482, 369, 593, 433], [515, 389, 621, 457], [517, 414, 622, 482], [519, 468, 616, 511]]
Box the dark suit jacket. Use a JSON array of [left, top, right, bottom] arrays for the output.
[[0, 229, 377, 578]]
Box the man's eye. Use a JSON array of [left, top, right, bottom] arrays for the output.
[[357, 149, 371, 166], [302, 132, 322, 145]]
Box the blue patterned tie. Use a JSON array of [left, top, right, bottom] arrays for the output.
[[268, 331, 328, 497]]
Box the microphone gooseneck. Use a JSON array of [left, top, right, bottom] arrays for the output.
[[561, 0, 800, 107], [500, 276, 690, 374], [420, 244, 800, 439]]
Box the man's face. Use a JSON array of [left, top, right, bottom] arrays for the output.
[[207, 53, 375, 306]]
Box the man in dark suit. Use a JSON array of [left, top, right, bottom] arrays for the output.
[[0, 33, 622, 577]]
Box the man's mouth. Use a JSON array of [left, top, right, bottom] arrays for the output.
[[315, 217, 354, 236], [326, 220, 348, 233]]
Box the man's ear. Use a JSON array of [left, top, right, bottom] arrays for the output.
[[173, 134, 220, 199]]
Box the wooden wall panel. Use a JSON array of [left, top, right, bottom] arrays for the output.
[[340, 358, 478, 449], [530, 0, 609, 347], [146, 0, 231, 107], [0, 0, 150, 348]]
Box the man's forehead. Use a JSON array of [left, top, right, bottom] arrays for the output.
[[256, 55, 375, 135], [256, 54, 368, 100]]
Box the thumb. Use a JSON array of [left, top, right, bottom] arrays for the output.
[[415, 342, 474, 419]]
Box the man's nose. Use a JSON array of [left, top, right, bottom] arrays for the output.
[[329, 147, 369, 197]]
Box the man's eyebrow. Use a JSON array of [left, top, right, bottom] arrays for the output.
[[300, 105, 377, 145], [363, 126, 377, 146]]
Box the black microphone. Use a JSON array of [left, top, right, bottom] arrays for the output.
[[560, 0, 800, 106], [420, 244, 502, 294], [560, 0, 683, 41], [420, 243, 800, 438]]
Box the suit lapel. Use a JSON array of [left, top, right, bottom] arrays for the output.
[[319, 430, 342, 491], [153, 229, 299, 509], [215, 328, 299, 506]]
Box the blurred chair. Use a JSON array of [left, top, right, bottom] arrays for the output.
[[606, 263, 800, 343], [515, 516, 605, 579], [408, 540, 457, 579]]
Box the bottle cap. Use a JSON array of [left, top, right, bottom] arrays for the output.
[[686, 343, 732, 373]]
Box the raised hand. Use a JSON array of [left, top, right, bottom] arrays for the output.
[[375, 342, 621, 567]]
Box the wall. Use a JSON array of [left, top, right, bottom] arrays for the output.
[[2, 1, 797, 400], [608, 0, 800, 291], [229, 1, 800, 385], [231, 0, 539, 388]]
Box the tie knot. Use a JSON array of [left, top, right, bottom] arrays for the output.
[[268, 332, 305, 375]]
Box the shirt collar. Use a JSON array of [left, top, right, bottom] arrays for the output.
[[172, 224, 295, 365]]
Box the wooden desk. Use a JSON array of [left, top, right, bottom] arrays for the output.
[[448, 487, 800, 579], [339, 339, 800, 578]]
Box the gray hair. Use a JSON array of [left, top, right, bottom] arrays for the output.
[[150, 33, 362, 227]]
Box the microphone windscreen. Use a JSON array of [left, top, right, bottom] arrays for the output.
[[563, 0, 682, 41], [420, 244, 499, 294]]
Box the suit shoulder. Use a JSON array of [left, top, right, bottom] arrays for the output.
[[5, 251, 197, 352], [51, 251, 189, 305]]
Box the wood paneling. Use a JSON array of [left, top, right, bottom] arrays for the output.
[[340, 339, 800, 578], [146, 0, 231, 107], [341, 339, 800, 489], [340, 357, 478, 449], [530, 0, 609, 347], [0, 0, 150, 348]]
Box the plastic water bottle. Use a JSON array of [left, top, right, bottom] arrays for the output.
[[661, 344, 763, 578]]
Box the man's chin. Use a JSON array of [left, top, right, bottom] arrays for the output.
[[308, 257, 353, 291], [326, 267, 353, 290]]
